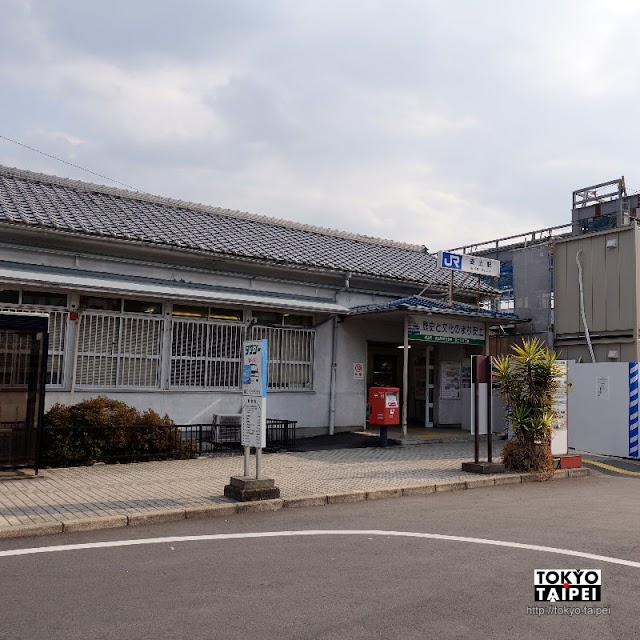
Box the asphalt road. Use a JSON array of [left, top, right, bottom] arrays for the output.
[[1, 472, 637, 640], [582, 454, 640, 478]]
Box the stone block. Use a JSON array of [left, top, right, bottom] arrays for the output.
[[402, 485, 436, 497], [127, 509, 186, 526], [465, 477, 496, 489], [62, 516, 127, 533], [283, 496, 328, 509], [184, 504, 239, 519], [494, 475, 522, 486], [366, 488, 402, 500], [0, 523, 63, 539], [235, 499, 284, 513], [326, 491, 367, 504], [435, 481, 467, 492], [568, 467, 591, 477]]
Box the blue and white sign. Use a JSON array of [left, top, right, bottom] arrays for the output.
[[437, 250, 500, 277], [242, 339, 268, 398], [242, 339, 268, 448]]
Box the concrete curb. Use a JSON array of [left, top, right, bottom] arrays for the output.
[[0, 468, 591, 541]]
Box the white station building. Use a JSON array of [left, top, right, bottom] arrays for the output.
[[0, 166, 516, 435]]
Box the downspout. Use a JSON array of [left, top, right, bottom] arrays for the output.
[[329, 272, 351, 435], [328, 315, 338, 436], [69, 311, 82, 402]]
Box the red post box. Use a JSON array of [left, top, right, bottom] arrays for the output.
[[368, 387, 400, 425]]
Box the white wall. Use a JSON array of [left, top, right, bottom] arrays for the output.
[[568, 362, 633, 457]]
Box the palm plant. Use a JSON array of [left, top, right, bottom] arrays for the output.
[[493, 338, 562, 478]]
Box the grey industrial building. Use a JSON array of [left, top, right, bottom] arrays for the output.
[[454, 177, 640, 363]]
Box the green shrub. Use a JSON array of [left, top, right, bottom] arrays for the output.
[[493, 338, 560, 480], [42, 396, 193, 467]]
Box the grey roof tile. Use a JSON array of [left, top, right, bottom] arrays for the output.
[[0, 166, 496, 294]]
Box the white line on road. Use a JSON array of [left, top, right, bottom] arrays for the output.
[[1, 530, 640, 568]]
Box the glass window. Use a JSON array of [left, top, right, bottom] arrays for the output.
[[253, 311, 282, 325], [80, 295, 121, 311], [283, 313, 313, 327], [0, 289, 19, 304], [23, 290, 68, 307], [172, 304, 208, 318], [209, 307, 242, 321], [123, 299, 162, 315]]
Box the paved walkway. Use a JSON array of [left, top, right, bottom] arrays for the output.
[[0, 440, 588, 538]]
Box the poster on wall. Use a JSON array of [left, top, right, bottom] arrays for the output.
[[353, 362, 364, 380], [440, 361, 461, 400], [461, 363, 472, 389], [596, 376, 610, 399]]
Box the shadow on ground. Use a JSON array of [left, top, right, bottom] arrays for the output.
[[290, 431, 389, 452]]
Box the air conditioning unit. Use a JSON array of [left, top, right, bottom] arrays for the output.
[[212, 413, 242, 443]]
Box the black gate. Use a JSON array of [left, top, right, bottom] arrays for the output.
[[0, 312, 49, 472]]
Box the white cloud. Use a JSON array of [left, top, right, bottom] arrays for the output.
[[2, 0, 640, 250]]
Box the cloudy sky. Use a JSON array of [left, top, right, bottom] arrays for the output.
[[2, 0, 639, 250]]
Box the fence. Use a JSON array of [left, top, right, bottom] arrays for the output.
[[180, 418, 297, 453], [41, 419, 297, 467]]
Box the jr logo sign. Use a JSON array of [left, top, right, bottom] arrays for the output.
[[440, 251, 462, 269]]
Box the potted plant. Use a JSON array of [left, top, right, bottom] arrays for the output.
[[493, 338, 561, 480]]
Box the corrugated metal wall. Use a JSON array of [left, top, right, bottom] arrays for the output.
[[554, 225, 638, 362]]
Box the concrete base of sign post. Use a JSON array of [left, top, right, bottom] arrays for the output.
[[461, 461, 506, 474], [223, 476, 281, 502]]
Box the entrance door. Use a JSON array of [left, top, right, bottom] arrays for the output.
[[425, 346, 434, 427], [372, 353, 398, 388], [0, 314, 48, 470], [427, 363, 435, 426]]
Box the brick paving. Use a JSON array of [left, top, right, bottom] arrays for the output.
[[0, 441, 509, 532]]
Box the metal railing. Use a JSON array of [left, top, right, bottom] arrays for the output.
[[41, 419, 297, 467], [180, 419, 297, 453]]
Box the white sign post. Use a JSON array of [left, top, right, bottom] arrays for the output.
[[241, 339, 268, 479], [551, 360, 569, 455]]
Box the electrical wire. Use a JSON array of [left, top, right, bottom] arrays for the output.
[[576, 249, 596, 363], [0, 133, 141, 192]]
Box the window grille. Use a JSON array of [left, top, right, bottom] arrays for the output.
[[170, 318, 244, 389], [76, 312, 162, 388], [0, 306, 67, 387], [0, 330, 32, 388], [250, 325, 315, 390]]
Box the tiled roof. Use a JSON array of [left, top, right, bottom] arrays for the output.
[[0, 165, 495, 294], [350, 295, 518, 320]]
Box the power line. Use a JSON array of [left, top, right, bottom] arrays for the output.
[[0, 134, 141, 192]]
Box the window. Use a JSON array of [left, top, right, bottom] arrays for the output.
[[0, 331, 32, 388], [75, 312, 162, 388], [123, 299, 162, 315], [172, 304, 208, 318], [253, 311, 313, 327], [80, 295, 120, 311], [253, 311, 282, 325], [250, 325, 315, 390], [170, 318, 244, 389], [209, 307, 242, 321], [283, 313, 313, 327], [0, 289, 19, 304], [22, 290, 67, 307]]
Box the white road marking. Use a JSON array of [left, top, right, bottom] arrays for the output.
[[1, 530, 639, 568]]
